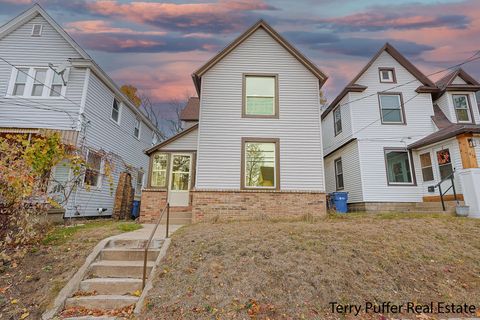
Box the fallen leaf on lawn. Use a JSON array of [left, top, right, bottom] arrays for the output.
[[11, 299, 18, 304], [20, 312, 29, 319], [0, 285, 11, 293], [132, 289, 141, 297]]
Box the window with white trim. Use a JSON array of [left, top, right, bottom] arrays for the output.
[[12, 68, 29, 96], [452, 94, 471, 123], [8, 67, 67, 98], [111, 99, 120, 123], [385, 149, 414, 185], [84, 150, 103, 187], [134, 118, 141, 138], [151, 153, 168, 188], [31, 24, 42, 37], [31, 68, 47, 96], [333, 106, 342, 135], [379, 68, 395, 83], [334, 158, 344, 190], [437, 149, 453, 180]]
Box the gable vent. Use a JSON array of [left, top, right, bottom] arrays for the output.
[[31, 24, 42, 37]]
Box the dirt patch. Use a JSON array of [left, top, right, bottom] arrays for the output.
[[141, 214, 480, 319], [0, 220, 141, 319]]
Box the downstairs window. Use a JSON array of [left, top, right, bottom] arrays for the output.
[[385, 149, 414, 185]]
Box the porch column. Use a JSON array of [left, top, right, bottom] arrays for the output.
[[456, 133, 478, 168]]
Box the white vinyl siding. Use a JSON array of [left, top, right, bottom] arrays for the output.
[[196, 28, 324, 191], [324, 140, 363, 203], [322, 94, 353, 156], [160, 127, 198, 151], [0, 14, 84, 130]]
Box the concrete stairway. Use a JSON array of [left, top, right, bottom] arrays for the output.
[[64, 239, 163, 311]]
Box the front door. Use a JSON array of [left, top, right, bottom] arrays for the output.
[[168, 153, 192, 206], [434, 147, 455, 195]]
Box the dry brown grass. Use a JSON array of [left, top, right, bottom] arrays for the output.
[[141, 213, 480, 319]]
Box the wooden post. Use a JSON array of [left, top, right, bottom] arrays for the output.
[[456, 133, 478, 169]]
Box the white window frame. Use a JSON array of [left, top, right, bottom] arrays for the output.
[[83, 149, 104, 189], [6, 66, 67, 99], [451, 94, 472, 123], [31, 24, 43, 37], [384, 149, 415, 186], [150, 153, 168, 188], [334, 158, 344, 190], [111, 98, 121, 124], [333, 106, 342, 136], [134, 118, 141, 139], [419, 152, 434, 182], [379, 68, 395, 83]]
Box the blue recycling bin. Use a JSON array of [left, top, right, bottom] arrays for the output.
[[131, 200, 140, 219], [333, 192, 348, 213]]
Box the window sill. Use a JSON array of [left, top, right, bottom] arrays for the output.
[[4, 94, 66, 100], [110, 118, 121, 126]]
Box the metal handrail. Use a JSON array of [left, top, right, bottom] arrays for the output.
[[142, 202, 170, 289], [434, 170, 457, 211]]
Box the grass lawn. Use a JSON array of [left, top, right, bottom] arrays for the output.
[[141, 213, 480, 319], [0, 219, 141, 320]]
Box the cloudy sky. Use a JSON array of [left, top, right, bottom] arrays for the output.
[[1, 0, 479, 118]]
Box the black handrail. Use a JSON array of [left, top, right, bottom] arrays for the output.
[[142, 202, 170, 289], [434, 170, 457, 211]]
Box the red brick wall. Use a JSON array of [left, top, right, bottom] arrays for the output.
[[191, 189, 326, 222], [140, 189, 167, 223]]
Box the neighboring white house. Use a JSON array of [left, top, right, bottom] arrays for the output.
[[322, 43, 480, 216], [140, 20, 329, 223], [0, 4, 161, 217]]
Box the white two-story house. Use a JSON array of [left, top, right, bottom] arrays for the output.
[[140, 20, 329, 223], [322, 43, 480, 217], [0, 4, 161, 217]]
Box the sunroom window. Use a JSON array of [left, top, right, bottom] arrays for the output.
[[151, 153, 168, 188], [385, 149, 413, 185], [244, 75, 277, 117], [452, 94, 471, 123], [243, 140, 278, 188], [379, 94, 404, 124]]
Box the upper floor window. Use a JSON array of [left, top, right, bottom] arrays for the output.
[[452, 94, 472, 123], [333, 106, 342, 136], [152, 132, 158, 146], [134, 118, 141, 138], [8, 67, 67, 98], [242, 139, 279, 189], [111, 99, 120, 123], [12, 68, 28, 96], [379, 68, 396, 83], [31, 69, 47, 96], [31, 24, 42, 37], [379, 93, 405, 124], [384, 149, 414, 185], [334, 158, 344, 190], [243, 75, 278, 118]]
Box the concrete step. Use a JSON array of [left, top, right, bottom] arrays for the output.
[[105, 239, 163, 249], [88, 260, 154, 278], [100, 248, 160, 261], [79, 278, 142, 295], [65, 294, 138, 309]]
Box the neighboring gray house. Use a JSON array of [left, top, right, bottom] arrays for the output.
[[0, 4, 161, 217], [322, 43, 480, 217], [140, 20, 329, 223]]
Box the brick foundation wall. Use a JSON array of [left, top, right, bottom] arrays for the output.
[[140, 189, 167, 223], [191, 189, 326, 222]]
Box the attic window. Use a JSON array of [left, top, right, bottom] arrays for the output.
[[31, 24, 43, 37], [379, 68, 395, 83]]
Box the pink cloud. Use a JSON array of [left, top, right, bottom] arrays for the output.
[[65, 20, 167, 36]]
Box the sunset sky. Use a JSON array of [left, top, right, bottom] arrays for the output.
[[1, 0, 479, 119]]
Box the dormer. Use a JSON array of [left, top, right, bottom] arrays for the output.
[[434, 68, 480, 124]]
